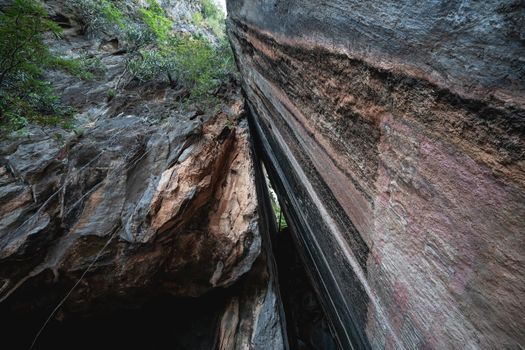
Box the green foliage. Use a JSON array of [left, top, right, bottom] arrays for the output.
[[106, 88, 116, 100], [207, 18, 224, 38], [0, 0, 77, 132], [69, 0, 235, 106], [49, 55, 107, 81], [272, 201, 288, 231], [171, 35, 219, 96], [99, 0, 125, 29], [0, 0, 236, 132], [191, 12, 204, 26], [128, 48, 175, 83], [128, 0, 236, 105], [129, 35, 235, 104], [139, 0, 172, 43], [50, 57, 94, 80], [0, 0, 61, 85], [70, 0, 125, 36], [193, 0, 226, 38], [201, 0, 222, 21], [70, 0, 155, 53], [122, 22, 155, 52], [80, 56, 107, 78], [0, 80, 75, 131]]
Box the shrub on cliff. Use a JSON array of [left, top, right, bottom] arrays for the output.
[[0, 0, 82, 132], [194, 0, 227, 38], [69, 0, 236, 106], [128, 0, 236, 105], [70, 0, 154, 53], [272, 201, 288, 231]]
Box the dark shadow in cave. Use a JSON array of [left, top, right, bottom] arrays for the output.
[[1, 289, 228, 350], [273, 225, 339, 350], [261, 163, 339, 350], [0, 118, 339, 350]]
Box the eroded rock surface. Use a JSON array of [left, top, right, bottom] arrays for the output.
[[228, 0, 525, 349], [0, 0, 262, 318], [0, 3, 292, 348], [0, 91, 262, 308]]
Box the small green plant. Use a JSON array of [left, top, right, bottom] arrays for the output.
[[272, 201, 288, 231], [106, 88, 116, 100], [50, 56, 96, 80], [79, 56, 107, 78], [73, 126, 85, 137], [122, 22, 155, 52], [225, 117, 234, 129], [193, 0, 226, 38], [0, 0, 61, 86], [0, 0, 77, 132], [139, 0, 172, 43], [71, 0, 155, 53], [52, 132, 65, 146], [52, 54, 107, 81], [128, 49, 170, 84], [99, 0, 125, 29], [201, 0, 222, 20], [191, 12, 204, 26]]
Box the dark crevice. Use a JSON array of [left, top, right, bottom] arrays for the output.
[[259, 157, 339, 350], [247, 100, 371, 350], [273, 226, 339, 350]]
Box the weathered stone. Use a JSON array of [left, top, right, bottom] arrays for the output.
[[0, 99, 261, 309], [0, 1, 290, 349], [228, 0, 525, 349], [217, 255, 285, 350], [0, 2, 261, 316]]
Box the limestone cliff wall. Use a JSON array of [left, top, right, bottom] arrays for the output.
[[227, 0, 525, 349]]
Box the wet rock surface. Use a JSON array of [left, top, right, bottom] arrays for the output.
[[228, 0, 525, 349]]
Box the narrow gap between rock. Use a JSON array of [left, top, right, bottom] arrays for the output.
[[261, 163, 339, 350]]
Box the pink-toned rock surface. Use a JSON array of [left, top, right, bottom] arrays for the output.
[[228, 0, 525, 348]]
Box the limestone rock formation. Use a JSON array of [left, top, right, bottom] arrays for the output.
[[227, 0, 525, 349]]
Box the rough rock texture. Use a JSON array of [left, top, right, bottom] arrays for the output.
[[0, 92, 287, 348], [0, 3, 292, 348], [0, 0, 261, 317], [0, 89, 261, 308], [228, 0, 525, 349], [218, 251, 286, 350]]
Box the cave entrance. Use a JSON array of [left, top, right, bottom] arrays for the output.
[[260, 163, 338, 350]]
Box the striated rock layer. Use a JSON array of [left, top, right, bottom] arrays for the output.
[[227, 0, 525, 349], [0, 95, 259, 307]]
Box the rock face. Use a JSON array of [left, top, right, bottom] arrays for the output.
[[0, 4, 289, 350], [0, 2, 292, 347], [0, 90, 259, 307], [227, 0, 525, 349]]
